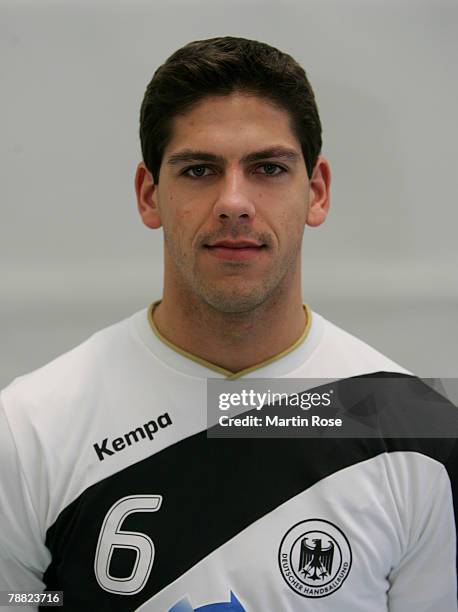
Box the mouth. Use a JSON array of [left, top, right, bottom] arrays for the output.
[[204, 241, 267, 262]]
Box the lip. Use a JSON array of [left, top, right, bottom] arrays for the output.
[[204, 242, 266, 262], [207, 240, 264, 248]]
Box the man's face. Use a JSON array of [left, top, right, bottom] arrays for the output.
[[137, 92, 329, 313]]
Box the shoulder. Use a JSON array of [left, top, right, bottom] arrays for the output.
[[1, 309, 145, 427], [0, 309, 150, 532], [310, 310, 412, 377]]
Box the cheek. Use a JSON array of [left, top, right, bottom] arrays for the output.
[[175, 206, 197, 232], [160, 191, 188, 226], [277, 206, 306, 237], [168, 204, 202, 249]]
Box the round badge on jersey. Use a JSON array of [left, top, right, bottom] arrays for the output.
[[278, 518, 352, 598]]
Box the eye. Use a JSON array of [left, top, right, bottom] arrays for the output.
[[182, 165, 215, 179], [255, 163, 286, 176]]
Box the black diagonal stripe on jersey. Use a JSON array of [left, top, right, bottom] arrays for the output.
[[42, 373, 458, 611]]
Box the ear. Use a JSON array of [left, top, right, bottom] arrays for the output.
[[135, 162, 162, 229], [305, 156, 331, 228]]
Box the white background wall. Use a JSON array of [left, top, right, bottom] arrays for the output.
[[1, 0, 457, 388]]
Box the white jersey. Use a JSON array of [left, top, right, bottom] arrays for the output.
[[0, 304, 457, 611]]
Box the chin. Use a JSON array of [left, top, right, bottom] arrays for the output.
[[200, 286, 275, 314]]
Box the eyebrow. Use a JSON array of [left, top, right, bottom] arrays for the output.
[[166, 146, 301, 166]]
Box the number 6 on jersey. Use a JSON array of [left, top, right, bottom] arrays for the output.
[[94, 495, 162, 594]]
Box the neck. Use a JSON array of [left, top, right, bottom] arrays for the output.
[[152, 286, 307, 374]]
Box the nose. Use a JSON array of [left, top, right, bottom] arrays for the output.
[[212, 168, 256, 222]]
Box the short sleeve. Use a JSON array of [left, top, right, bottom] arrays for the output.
[[0, 395, 50, 608], [387, 457, 457, 611]]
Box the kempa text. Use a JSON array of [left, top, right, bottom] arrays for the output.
[[93, 413, 172, 461]]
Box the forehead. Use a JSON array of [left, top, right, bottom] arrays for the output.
[[164, 92, 301, 157]]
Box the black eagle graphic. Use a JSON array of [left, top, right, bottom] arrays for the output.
[[299, 537, 335, 581]]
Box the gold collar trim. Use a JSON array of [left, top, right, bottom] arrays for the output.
[[147, 300, 312, 380]]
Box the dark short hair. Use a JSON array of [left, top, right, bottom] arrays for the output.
[[139, 36, 322, 183]]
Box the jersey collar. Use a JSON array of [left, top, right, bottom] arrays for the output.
[[133, 299, 318, 379]]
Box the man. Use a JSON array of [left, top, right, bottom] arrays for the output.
[[0, 36, 456, 611]]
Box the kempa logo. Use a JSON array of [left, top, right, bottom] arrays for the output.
[[278, 519, 352, 598], [93, 413, 173, 461]]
